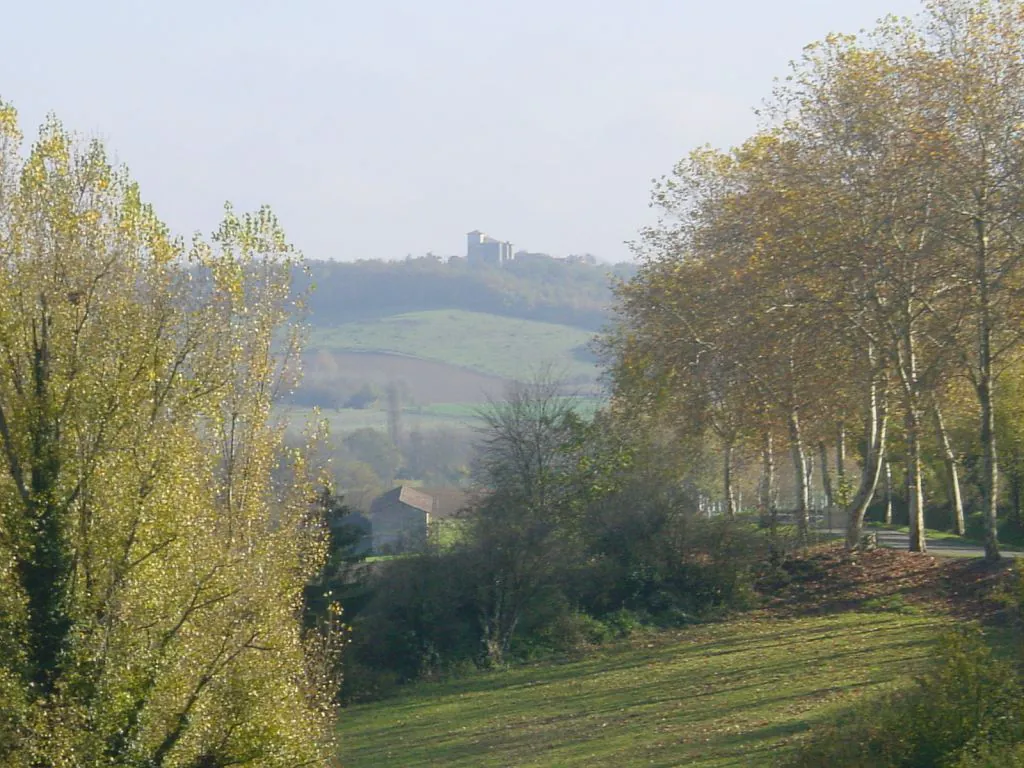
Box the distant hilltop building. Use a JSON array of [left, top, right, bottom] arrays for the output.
[[466, 230, 514, 265], [465, 230, 599, 267]]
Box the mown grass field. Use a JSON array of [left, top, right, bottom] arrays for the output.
[[336, 611, 943, 767], [307, 310, 598, 383], [281, 398, 605, 438], [282, 404, 481, 436]]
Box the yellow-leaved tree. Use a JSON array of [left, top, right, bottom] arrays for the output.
[[0, 102, 337, 766]]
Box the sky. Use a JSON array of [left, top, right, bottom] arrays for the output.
[[3, 0, 924, 263]]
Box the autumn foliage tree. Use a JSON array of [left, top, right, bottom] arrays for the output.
[[608, 0, 1024, 561], [0, 103, 336, 766]]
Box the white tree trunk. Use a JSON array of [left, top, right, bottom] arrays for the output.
[[788, 408, 810, 540], [759, 428, 776, 529], [884, 460, 894, 525], [905, 405, 927, 553], [723, 440, 736, 519], [819, 441, 834, 510], [932, 399, 965, 536], [846, 347, 888, 550]]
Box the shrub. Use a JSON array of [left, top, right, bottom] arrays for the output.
[[577, 493, 766, 623], [343, 550, 479, 693], [603, 608, 645, 637], [530, 610, 615, 658], [782, 626, 1024, 768]]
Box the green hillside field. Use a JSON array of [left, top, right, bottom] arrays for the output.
[[306, 310, 600, 384], [335, 611, 942, 767], [282, 399, 604, 441], [283, 404, 483, 437]]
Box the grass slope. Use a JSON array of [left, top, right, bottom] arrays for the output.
[[336, 612, 942, 767], [283, 404, 481, 436], [307, 310, 598, 383]]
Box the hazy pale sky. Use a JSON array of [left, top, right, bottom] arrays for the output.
[[4, 1, 923, 262]]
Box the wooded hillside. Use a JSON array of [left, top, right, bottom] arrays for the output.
[[297, 256, 635, 331]]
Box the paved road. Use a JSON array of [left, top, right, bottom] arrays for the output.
[[820, 528, 1024, 559]]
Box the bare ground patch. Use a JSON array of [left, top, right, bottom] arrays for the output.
[[324, 351, 513, 403], [761, 543, 1018, 622]]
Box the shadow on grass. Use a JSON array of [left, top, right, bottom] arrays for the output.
[[375, 618, 938, 707]]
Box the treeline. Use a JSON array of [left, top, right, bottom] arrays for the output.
[[606, 0, 1024, 562], [296, 255, 635, 330]]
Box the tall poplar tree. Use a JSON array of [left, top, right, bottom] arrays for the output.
[[0, 104, 336, 766]]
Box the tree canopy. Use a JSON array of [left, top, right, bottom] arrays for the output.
[[0, 103, 335, 766], [606, 0, 1024, 561]]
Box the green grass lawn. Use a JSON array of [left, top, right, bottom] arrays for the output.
[[307, 310, 598, 382], [336, 612, 943, 767], [866, 520, 1024, 552]]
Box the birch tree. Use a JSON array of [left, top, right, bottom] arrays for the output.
[[926, 0, 1024, 560]]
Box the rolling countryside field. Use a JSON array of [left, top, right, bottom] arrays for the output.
[[289, 308, 606, 435], [336, 611, 943, 767], [306, 310, 600, 385], [283, 403, 484, 436]]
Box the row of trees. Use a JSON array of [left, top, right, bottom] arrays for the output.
[[323, 425, 470, 510], [606, 0, 1024, 561]]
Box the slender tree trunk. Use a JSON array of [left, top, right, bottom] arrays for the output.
[[819, 441, 834, 510], [836, 423, 847, 500], [846, 347, 888, 550], [723, 440, 736, 519], [846, 416, 888, 549], [895, 309, 926, 553], [932, 398, 965, 535], [884, 460, 894, 525], [979, 368, 1000, 560], [976, 211, 1001, 561], [759, 428, 776, 529], [788, 408, 810, 540], [905, 461, 912, 523], [905, 405, 927, 553], [807, 451, 815, 502]]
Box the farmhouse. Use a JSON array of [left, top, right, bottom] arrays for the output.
[[466, 230, 598, 268], [369, 485, 468, 552]]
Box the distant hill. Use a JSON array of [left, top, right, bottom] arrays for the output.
[[298, 256, 635, 331], [284, 257, 623, 434], [307, 310, 598, 383]]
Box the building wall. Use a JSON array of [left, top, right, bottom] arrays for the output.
[[370, 499, 428, 552], [467, 231, 513, 265]]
